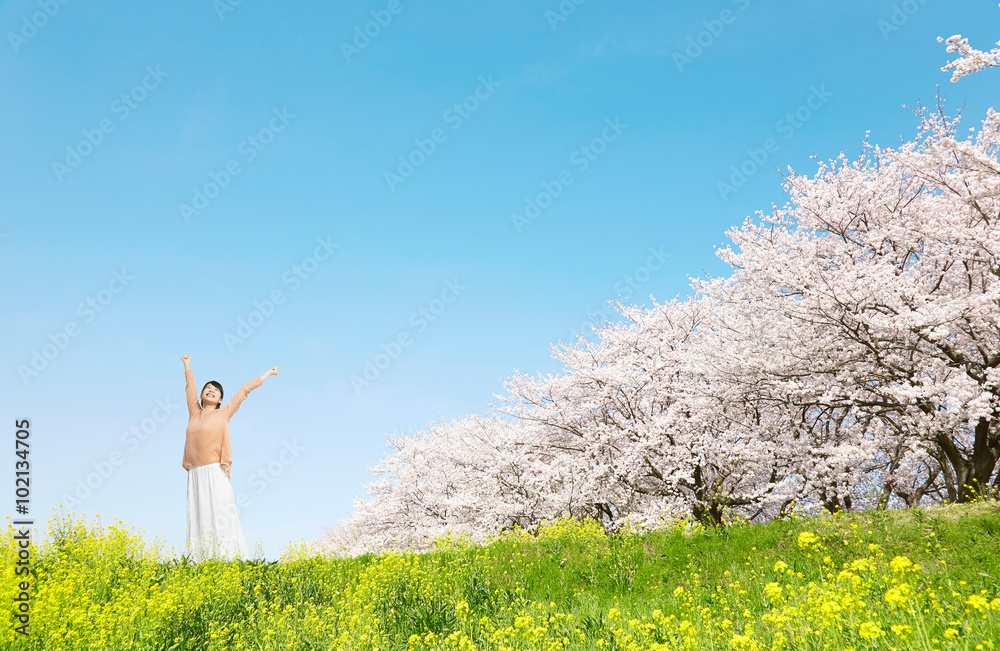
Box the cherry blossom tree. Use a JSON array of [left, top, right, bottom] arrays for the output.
[[495, 295, 822, 527], [311, 413, 581, 556], [938, 5, 1000, 83], [707, 96, 1000, 504]]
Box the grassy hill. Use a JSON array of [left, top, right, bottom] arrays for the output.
[[3, 503, 999, 650]]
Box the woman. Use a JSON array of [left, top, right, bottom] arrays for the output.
[[180, 353, 278, 562]]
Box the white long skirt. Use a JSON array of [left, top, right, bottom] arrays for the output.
[[185, 462, 250, 562]]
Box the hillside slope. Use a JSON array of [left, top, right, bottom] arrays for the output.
[[3, 503, 999, 650]]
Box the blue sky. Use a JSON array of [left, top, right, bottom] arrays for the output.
[[2, 1, 997, 560]]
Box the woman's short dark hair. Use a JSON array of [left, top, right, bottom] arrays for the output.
[[201, 381, 224, 409]]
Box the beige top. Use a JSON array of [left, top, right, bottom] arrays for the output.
[[181, 368, 263, 477]]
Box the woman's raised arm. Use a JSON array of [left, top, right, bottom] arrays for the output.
[[225, 366, 277, 418], [182, 353, 199, 416]]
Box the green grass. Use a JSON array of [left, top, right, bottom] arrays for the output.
[[3, 503, 1000, 650]]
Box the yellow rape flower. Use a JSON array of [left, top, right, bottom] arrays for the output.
[[764, 582, 783, 603], [967, 594, 989, 612], [889, 555, 914, 574], [858, 621, 884, 641], [797, 532, 820, 550], [890, 623, 912, 639], [885, 583, 912, 608], [729, 633, 755, 651], [849, 557, 876, 573]]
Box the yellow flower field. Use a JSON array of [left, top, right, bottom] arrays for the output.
[[2, 504, 999, 650]]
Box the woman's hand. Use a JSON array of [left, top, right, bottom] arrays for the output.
[[181, 353, 191, 367], [264, 366, 279, 378]]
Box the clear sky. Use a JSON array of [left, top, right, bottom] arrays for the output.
[[1, 1, 997, 560]]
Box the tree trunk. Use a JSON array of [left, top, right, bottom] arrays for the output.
[[936, 417, 999, 502]]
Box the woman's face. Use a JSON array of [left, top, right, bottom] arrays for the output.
[[201, 384, 221, 407]]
